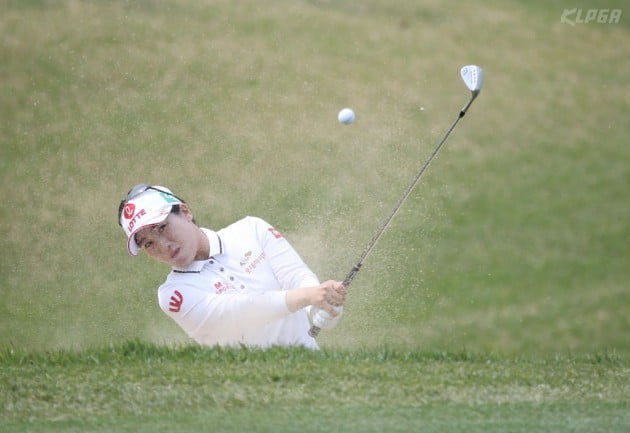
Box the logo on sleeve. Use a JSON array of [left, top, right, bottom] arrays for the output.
[[268, 227, 283, 239], [169, 290, 183, 312]]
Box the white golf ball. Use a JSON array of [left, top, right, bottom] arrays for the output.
[[338, 108, 355, 124]]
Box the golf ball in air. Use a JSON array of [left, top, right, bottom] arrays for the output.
[[338, 108, 355, 124]]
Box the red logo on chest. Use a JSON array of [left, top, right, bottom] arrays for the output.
[[169, 290, 183, 312], [214, 281, 227, 294], [245, 252, 266, 274]]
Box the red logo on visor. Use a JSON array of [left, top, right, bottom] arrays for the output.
[[123, 203, 136, 220]]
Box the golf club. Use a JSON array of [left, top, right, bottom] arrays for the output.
[[309, 65, 484, 338]]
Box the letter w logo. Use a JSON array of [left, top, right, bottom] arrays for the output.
[[169, 290, 183, 313]]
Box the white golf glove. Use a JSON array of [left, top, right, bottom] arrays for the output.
[[307, 305, 344, 330]]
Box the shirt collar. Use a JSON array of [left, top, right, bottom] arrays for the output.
[[171, 228, 224, 273]]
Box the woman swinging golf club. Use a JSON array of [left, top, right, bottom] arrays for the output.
[[118, 184, 345, 349]]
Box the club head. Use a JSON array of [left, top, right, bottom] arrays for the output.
[[460, 65, 483, 97]]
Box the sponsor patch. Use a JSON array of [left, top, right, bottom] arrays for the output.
[[268, 227, 283, 239], [169, 290, 183, 312], [126, 208, 147, 232], [245, 252, 266, 274], [214, 280, 237, 294], [239, 250, 253, 266], [123, 203, 135, 220]]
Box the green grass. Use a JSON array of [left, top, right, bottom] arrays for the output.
[[1, 342, 629, 433], [0, 0, 629, 431]]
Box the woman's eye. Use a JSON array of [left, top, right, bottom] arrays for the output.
[[144, 241, 153, 249], [158, 224, 166, 233]]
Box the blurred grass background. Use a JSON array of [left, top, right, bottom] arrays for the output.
[[0, 0, 628, 353]]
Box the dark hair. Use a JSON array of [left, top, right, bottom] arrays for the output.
[[171, 204, 197, 225]]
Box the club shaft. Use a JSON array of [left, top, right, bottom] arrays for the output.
[[309, 94, 478, 338]]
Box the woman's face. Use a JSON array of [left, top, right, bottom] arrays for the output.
[[134, 205, 207, 268]]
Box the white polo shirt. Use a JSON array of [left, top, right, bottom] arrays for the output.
[[157, 216, 320, 349]]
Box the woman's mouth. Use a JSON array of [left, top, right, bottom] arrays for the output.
[[171, 248, 180, 260]]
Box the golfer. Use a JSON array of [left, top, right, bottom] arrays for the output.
[[118, 184, 346, 349]]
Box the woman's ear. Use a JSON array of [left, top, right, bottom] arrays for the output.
[[179, 203, 195, 222]]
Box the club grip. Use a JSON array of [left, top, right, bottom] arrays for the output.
[[308, 265, 359, 339]]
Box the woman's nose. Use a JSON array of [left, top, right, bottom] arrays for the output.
[[156, 237, 171, 252]]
